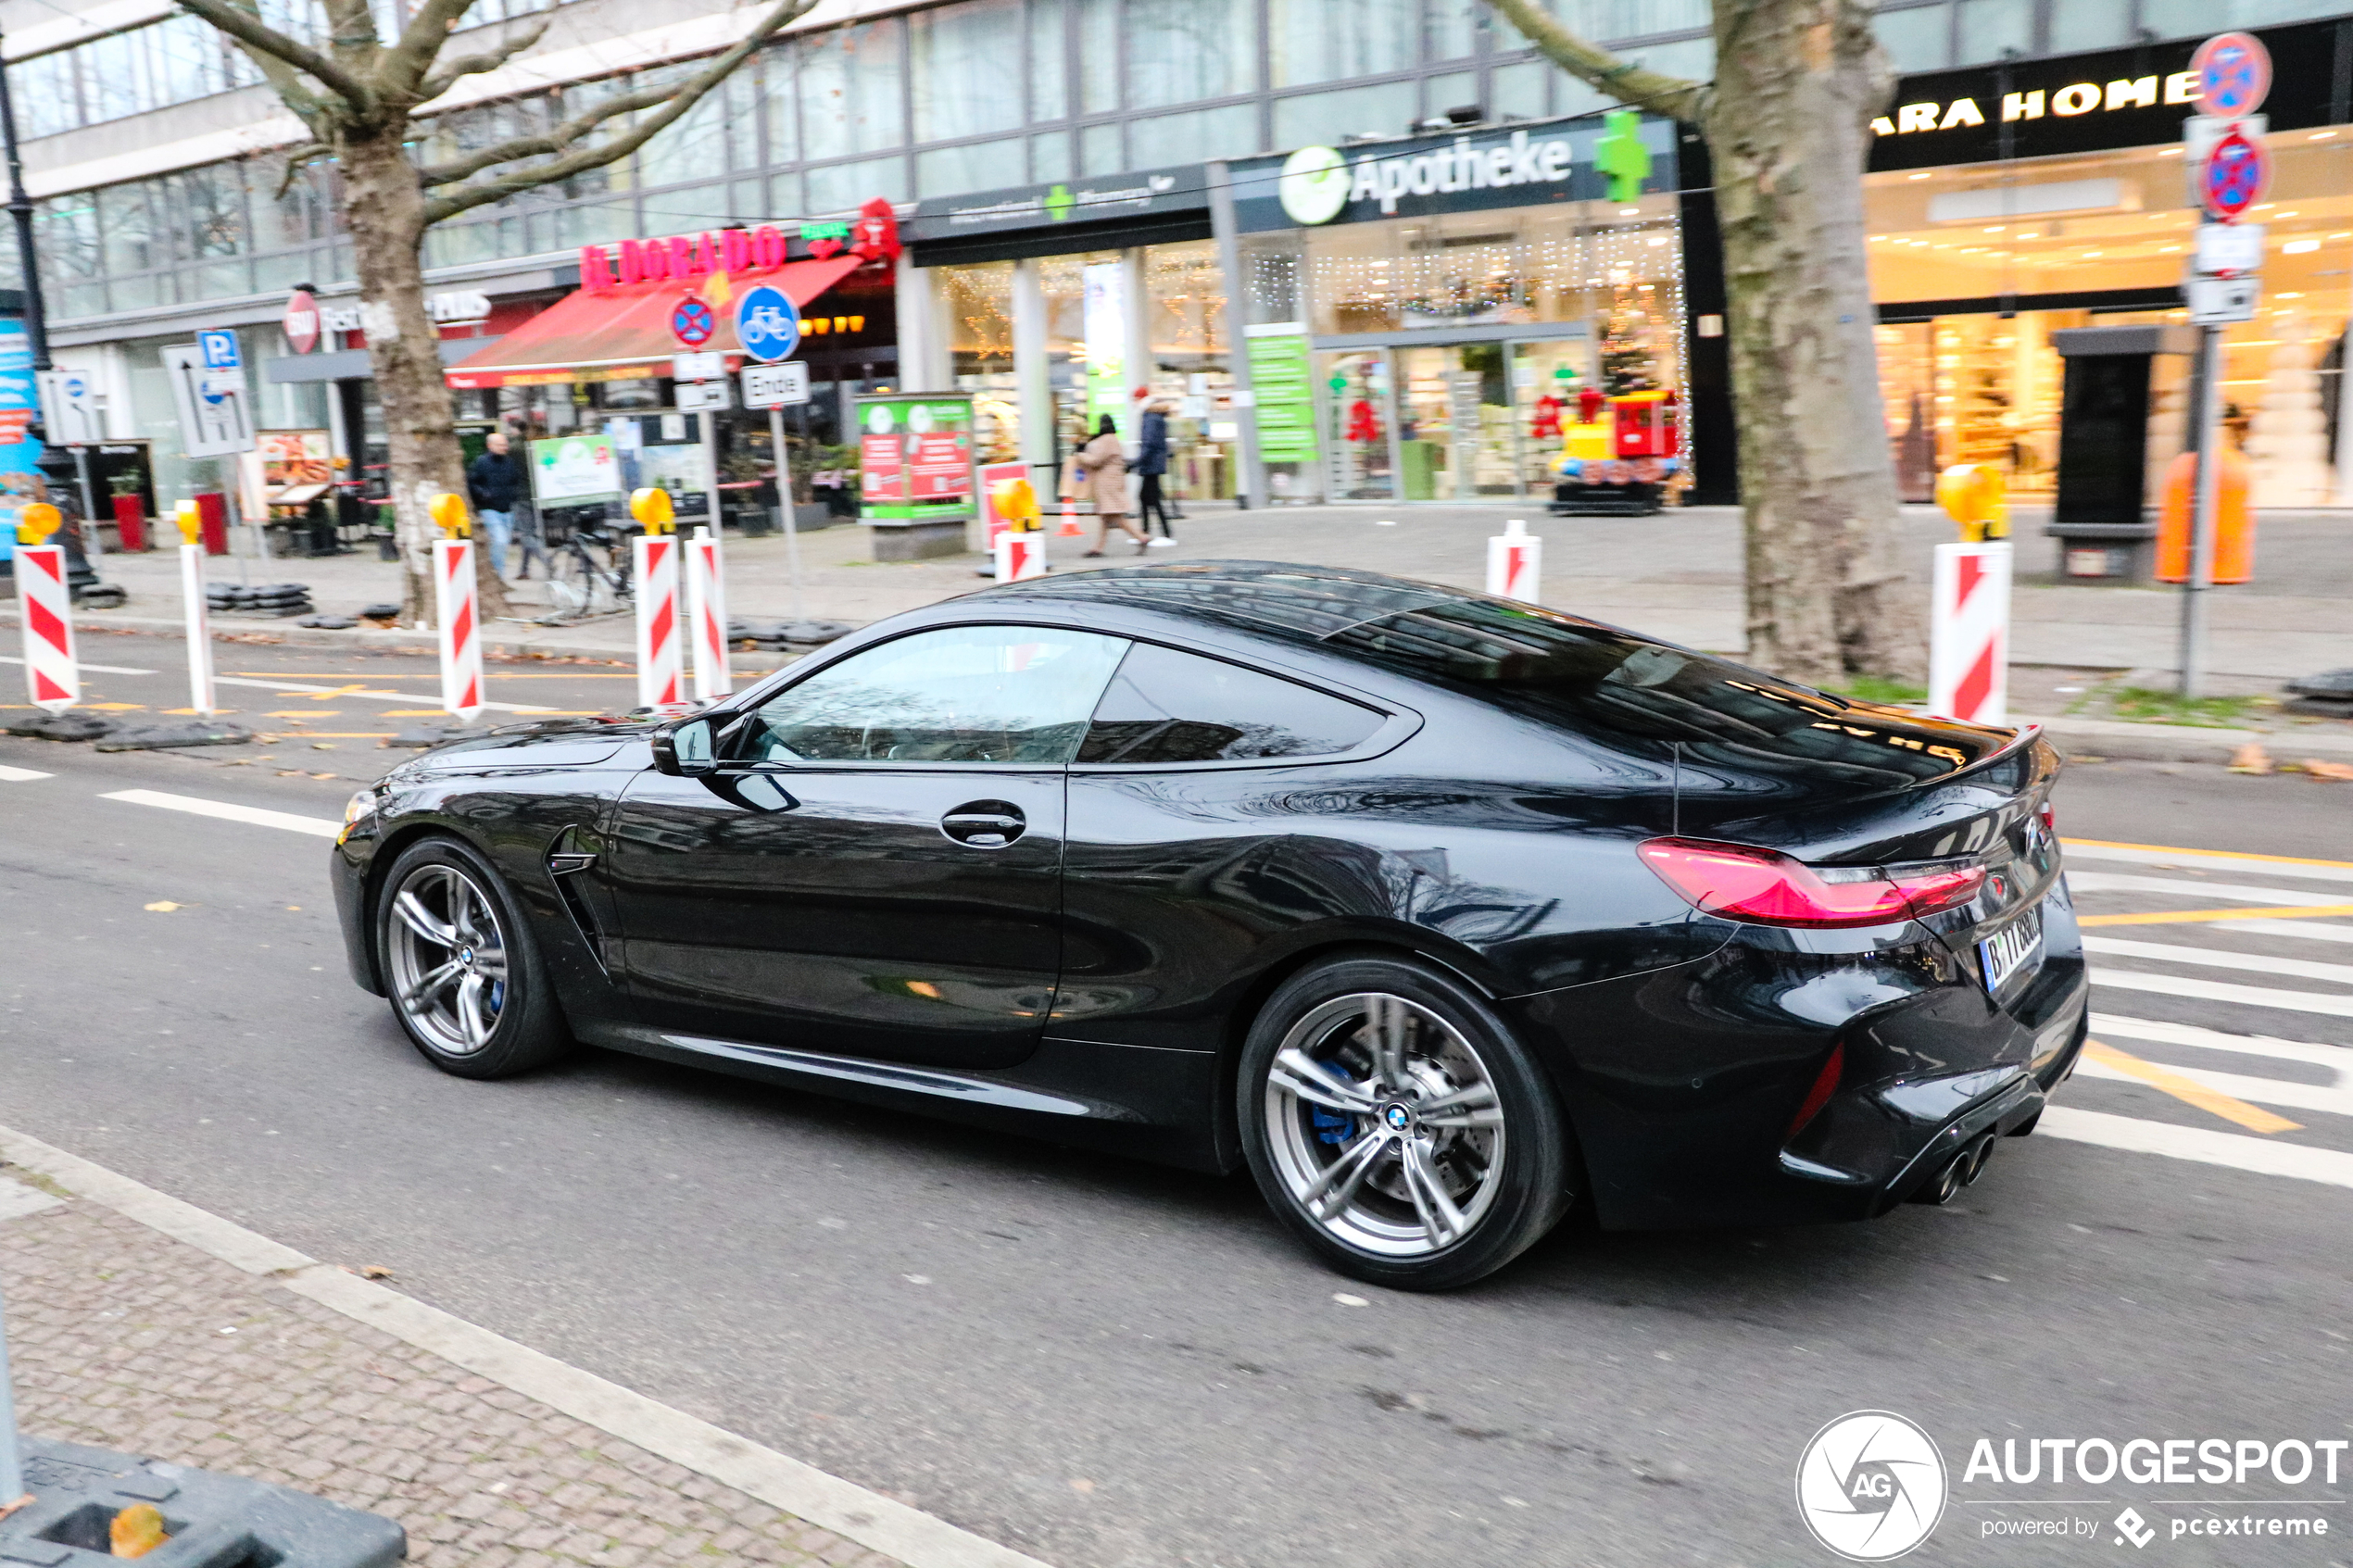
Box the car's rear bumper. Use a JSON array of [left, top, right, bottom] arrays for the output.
[[1505, 899, 2091, 1231]]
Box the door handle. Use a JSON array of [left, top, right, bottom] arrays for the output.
[[940, 800, 1026, 848]]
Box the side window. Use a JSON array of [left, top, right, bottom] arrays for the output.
[[1076, 643, 1385, 764], [746, 625, 1129, 764]]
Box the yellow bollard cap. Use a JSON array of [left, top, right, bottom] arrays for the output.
[[631, 486, 676, 533], [174, 500, 202, 545], [428, 492, 472, 538], [15, 501, 61, 545], [990, 476, 1040, 530]]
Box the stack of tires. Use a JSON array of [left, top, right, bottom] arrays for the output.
[[207, 582, 316, 618]]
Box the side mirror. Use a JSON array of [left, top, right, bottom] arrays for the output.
[[650, 716, 717, 777]]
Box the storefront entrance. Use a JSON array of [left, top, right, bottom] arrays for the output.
[[1315, 328, 1592, 503]]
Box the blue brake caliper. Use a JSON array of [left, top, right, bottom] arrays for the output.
[[1312, 1061, 1356, 1146]]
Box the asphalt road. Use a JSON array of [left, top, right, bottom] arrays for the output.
[[4, 641, 2350, 1568]]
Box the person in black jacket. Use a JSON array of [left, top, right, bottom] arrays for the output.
[[465, 431, 525, 576], [1134, 400, 1176, 545]]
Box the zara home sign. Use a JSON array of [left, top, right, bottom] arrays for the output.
[[1876, 71, 2200, 136]]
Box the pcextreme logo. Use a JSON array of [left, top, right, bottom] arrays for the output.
[[1796, 1411, 1949, 1562]]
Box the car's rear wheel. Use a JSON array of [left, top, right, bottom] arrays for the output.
[[376, 837, 572, 1079], [1239, 956, 1574, 1290]]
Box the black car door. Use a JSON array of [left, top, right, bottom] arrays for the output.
[[604, 622, 1129, 1069]]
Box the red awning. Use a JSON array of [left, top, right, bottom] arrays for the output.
[[445, 255, 866, 388]]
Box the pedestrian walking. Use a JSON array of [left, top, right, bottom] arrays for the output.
[[465, 431, 525, 577], [1135, 400, 1177, 546], [1076, 415, 1148, 557]]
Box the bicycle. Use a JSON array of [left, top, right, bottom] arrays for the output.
[[541, 517, 635, 622]]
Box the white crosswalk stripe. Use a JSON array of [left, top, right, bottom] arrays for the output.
[[99, 788, 341, 838], [2083, 935, 2353, 985], [2040, 1108, 2353, 1189], [2220, 919, 2353, 945], [2068, 871, 2353, 905], [0, 764, 53, 782], [2064, 841, 2353, 885], [2088, 969, 2353, 1019]]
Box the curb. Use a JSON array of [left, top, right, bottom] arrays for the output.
[[0, 1124, 1057, 1568], [2028, 714, 2353, 766], [0, 605, 647, 660]]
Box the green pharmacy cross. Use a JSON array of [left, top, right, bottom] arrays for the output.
[[1596, 111, 1652, 204]]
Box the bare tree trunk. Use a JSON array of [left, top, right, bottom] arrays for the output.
[[339, 121, 510, 630], [1703, 0, 1921, 686]]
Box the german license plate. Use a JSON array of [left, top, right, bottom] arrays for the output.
[[1979, 901, 2045, 993]]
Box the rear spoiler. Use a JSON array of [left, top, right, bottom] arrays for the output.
[[1948, 722, 2047, 784]]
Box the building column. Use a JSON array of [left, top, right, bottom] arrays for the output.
[[1121, 245, 1151, 431], [1206, 160, 1261, 508], [1011, 257, 1056, 496], [892, 257, 950, 392]]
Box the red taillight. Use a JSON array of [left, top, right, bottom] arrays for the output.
[[1637, 837, 1986, 928], [1787, 1043, 1844, 1137], [2039, 801, 2057, 839]]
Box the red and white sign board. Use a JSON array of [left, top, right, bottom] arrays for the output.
[[2192, 31, 2271, 117], [180, 545, 217, 713], [434, 539, 484, 721], [283, 288, 321, 355], [686, 528, 732, 703], [1929, 541, 2011, 725], [1484, 519, 1542, 605], [635, 533, 684, 709], [15, 545, 78, 712], [993, 530, 1046, 583]]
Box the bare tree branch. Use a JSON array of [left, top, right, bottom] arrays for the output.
[[272, 143, 332, 199], [418, 0, 813, 214], [384, 0, 484, 96], [1479, 0, 1710, 121], [416, 13, 558, 104], [175, 0, 376, 113]]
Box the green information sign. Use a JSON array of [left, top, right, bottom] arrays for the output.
[[856, 393, 978, 522], [1245, 327, 1318, 465], [529, 433, 622, 507]]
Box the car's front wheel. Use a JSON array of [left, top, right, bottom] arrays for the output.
[[1239, 956, 1575, 1290], [375, 836, 573, 1079]]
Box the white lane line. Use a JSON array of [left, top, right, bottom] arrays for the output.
[[0, 764, 54, 782], [101, 788, 341, 839], [2083, 935, 2353, 987], [0, 653, 155, 675], [2064, 841, 2353, 885], [2093, 1012, 2351, 1072], [2076, 1057, 2353, 1120], [0, 1123, 1057, 1568], [2067, 872, 2351, 905], [2222, 919, 2353, 946], [2040, 1106, 2353, 1191], [2089, 968, 2353, 1020]]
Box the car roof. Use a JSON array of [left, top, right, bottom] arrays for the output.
[[980, 560, 1525, 647]]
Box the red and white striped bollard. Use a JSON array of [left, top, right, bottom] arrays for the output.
[[635, 533, 683, 709], [1485, 518, 1541, 604], [686, 526, 732, 703], [1929, 541, 2011, 725], [14, 543, 78, 713], [434, 537, 484, 721]]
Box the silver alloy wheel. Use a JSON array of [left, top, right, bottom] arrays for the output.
[[1263, 992, 1507, 1258], [385, 862, 510, 1057]]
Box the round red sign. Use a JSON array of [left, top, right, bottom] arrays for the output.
[[283, 288, 321, 355], [2201, 127, 2271, 223], [2191, 31, 2272, 118]]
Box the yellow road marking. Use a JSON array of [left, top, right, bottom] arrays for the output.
[[265, 709, 342, 718], [2064, 837, 2353, 872], [2079, 904, 2353, 926], [290, 733, 397, 739], [84, 702, 147, 711], [2082, 1040, 2303, 1135], [381, 709, 449, 717]]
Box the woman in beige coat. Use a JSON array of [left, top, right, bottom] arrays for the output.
[[1074, 414, 1148, 557]]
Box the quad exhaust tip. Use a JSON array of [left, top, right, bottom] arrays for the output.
[[1909, 1133, 1997, 1206]]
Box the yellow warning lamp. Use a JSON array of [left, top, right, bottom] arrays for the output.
[[1934, 463, 2008, 543], [427, 492, 472, 539], [990, 476, 1041, 532], [14, 501, 60, 545], [174, 499, 203, 545], [630, 486, 676, 534]]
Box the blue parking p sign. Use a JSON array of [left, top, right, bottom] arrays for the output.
[[197, 329, 242, 370], [735, 285, 800, 363]]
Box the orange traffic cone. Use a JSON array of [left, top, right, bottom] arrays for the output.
[[1058, 495, 1084, 537]]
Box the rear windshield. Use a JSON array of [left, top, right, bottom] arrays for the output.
[[1326, 599, 2001, 784]]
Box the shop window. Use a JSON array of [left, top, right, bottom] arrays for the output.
[[1269, 0, 1418, 88], [1271, 81, 1417, 149], [1126, 106, 1260, 167], [1126, 0, 1258, 110], [1146, 241, 1236, 501], [912, 0, 1027, 143]]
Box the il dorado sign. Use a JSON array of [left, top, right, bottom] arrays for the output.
[[578, 198, 900, 295]]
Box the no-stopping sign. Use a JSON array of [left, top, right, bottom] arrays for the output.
[[2192, 31, 2271, 118], [2201, 127, 2271, 222]]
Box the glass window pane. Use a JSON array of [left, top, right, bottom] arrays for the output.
[[1429, 0, 1482, 60], [1873, 5, 1949, 72], [1080, 121, 1125, 175], [761, 44, 798, 164], [635, 69, 730, 188], [1076, 0, 1119, 114], [100, 183, 158, 277], [1424, 70, 1478, 122], [1625, 36, 1712, 77], [1491, 59, 1552, 120], [807, 156, 907, 214], [1271, 81, 1416, 148], [800, 20, 904, 162], [1031, 131, 1072, 182], [182, 166, 249, 258], [912, 0, 1026, 142], [1080, 643, 1381, 762], [1126, 0, 1257, 110], [1553, 0, 1710, 41], [1955, 0, 2031, 65], [35, 196, 101, 293], [1269, 0, 1418, 88], [1030, 0, 1068, 120], [2049, 0, 2133, 51], [1126, 104, 1259, 165], [749, 625, 1130, 764], [918, 137, 1029, 197]]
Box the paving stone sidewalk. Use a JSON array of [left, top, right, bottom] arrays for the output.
[[0, 1173, 900, 1568]]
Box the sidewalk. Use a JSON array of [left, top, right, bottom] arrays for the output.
[[0, 1155, 917, 1568], [28, 502, 2353, 681]]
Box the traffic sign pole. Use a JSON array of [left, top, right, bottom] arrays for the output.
[[2181, 327, 2225, 700], [771, 404, 805, 621]]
